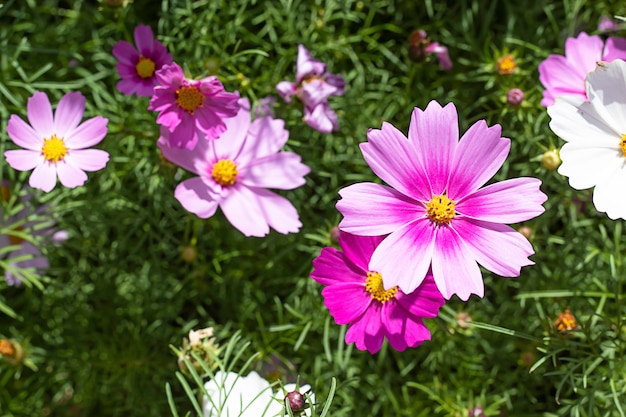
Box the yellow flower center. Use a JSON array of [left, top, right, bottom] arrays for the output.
[[176, 85, 204, 114], [135, 55, 156, 79], [497, 54, 516, 75], [619, 134, 626, 157], [365, 271, 398, 303], [42, 135, 67, 163], [9, 226, 24, 245], [425, 194, 456, 225], [0, 339, 15, 357], [211, 159, 238, 186]]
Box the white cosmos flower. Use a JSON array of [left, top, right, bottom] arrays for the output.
[[548, 58, 626, 220]]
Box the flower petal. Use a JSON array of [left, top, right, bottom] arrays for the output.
[[303, 102, 339, 133], [311, 247, 366, 286], [396, 274, 445, 318], [251, 188, 302, 235], [585, 59, 626, 133], [134, 24, 155, 55], [558, 142, 622, 190], [382, 304, 430, 351], [238, 152, 309, 190], [174, 177, 220, 219], [7, 115, 43, 150], [54, 92, 85, 138], [219, 185, 270, 237], [56, 160, 88, 188], [5, 150, 44, 171], [548, 97, 620, 145], [296, 44, 326, 84], [345, 303, 385, 354], [321, 282, 372, 325], [66, 149, 109, 172], [29, 162, 58, 192], [592, 166, 626, 220], [112, 40, 139, 65], [235, 115, 288, 164], [339, 232, 386, 273], [65, 116, 108, 149], [27, 91, 54, 137], [157, 128, 202, 174], [167, 114, 198, 149]]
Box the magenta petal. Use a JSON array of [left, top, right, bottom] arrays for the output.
[[447, 120, 510, 200], [321, 282, 372, 325], [175, 177, 220, 219], [66, 149, 109, 172], [117, 78, 140, 96], [451, 218, 534, 277], [395, 274, 445, 318], [369, 219, 435, 294], [27, 91, 54, 137], [311, 247, 367, 286], [456, 178, 546, 223], [29, 163, 58, 192], [382, 304, 431, 351], [54, 92, 86, 138], [168, 115, 198, 149], [134, 24, 155, 55], [194, 108, 227, 141], [56, 160, 88, 188], [219, 185, 270, 237], [5, 150, 44, 171], [408, 101, 458, 195], [7, 115, 43, 150], [252, 188, 302, 235], [362, 122, 431, 201], [345, 303, 384, 354], [112, 41, 139, 65], [239, 152, 309, 190], [431, 226, 483, 301], [337, 182, 423, 236], [339, 232, 386, 273], [539, 55, 586, 106], [65, 116, 108, 149]]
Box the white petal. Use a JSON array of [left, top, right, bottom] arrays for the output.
[[592, 166, 626, 220], [558, 142, 624, 189], [585, 60, 626, 134]]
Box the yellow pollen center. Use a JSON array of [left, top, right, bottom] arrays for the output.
[[176, 86, 204, 114], [9, 226, 24, 245], [619, 134, 626, 156], [365, 272, 398, 303], [497, 54, 516, 75], [135, 55, 156, 79], [426, 194, 456, 224], [42, 135, 67, 163], [211, 159, 238, 186]]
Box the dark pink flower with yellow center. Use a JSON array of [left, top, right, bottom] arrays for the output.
[[157, 99, 310, 237], [113, 24, 173, 97], [311, 231, 445, 354], [337, 101, 547, 301], [4, 91, 109, 193], [149, 63, 240, 149]]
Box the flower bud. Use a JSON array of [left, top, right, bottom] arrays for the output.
[[408, 30, 430, 63], [554, 308, 579, 332], [0, 339, 24, 365], [330, 226, 340, 243], [204, 57, 220, 75], [542, 149, 561, 171], [496, 54, 516, 75], [285, 390, 306, 414], [181, 245, 197, 263], [506, 88, 524, 106], [517, 226, 533, 239], [456, 311, 472, 329]]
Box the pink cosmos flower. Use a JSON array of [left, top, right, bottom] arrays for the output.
[[425, 42, 452, 71], [276, 45, 345, 133], [5, 91, 110, 193], [149, 63, 240, 149], [158, 99, 310, 237], [112, 24, 173, 97], [336, 101, 547, 301], [311, 231, 445, 354], [538, 32, 626, 106], [408, 30, 452, 71]]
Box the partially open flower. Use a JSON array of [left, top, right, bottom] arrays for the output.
[[177, 327, 220, 375], [0, 339, 24, 365], [554, 309, 579, 332], [497, 54, 516, 75]]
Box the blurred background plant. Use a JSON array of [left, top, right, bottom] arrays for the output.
[[1, 0, 626, 416]]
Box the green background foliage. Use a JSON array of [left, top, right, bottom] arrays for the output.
[[1, 0, 626, 416]]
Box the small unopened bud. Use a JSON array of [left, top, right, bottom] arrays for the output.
[[181, 246, 197, 263], [285, 391, 306, 414], [204, 57, 220, 75], [330, 226, 340, 243], [519, 350, 536, 367], [456, 312, 472, 329], [506, 88, 524, 106], [517, 226, 533, 239], [542, 149, 561, 171]]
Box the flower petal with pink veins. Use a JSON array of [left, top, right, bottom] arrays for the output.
[[27, 92, 54, 137], [252, 188, 302, 235], [452, 218, 534, 277], [408, 101, 459, 195], [369, 218, 435, 294], [56, 161, 88, 188], [303, 102, 339, 133], [431, 226, 483, 301], [239, 152, 309, 190], [321, 283, 371, 325], [446, 120, 510, 201], [311, 247, 367, 286], [339, 233, 386, 274], [219, 185, 270, 237], [5, 150, 44, 171], [54, 92, 85, 138], [175, 177, 220, 219], [65, 116, 108, 149], [66, 149, 109, 172], [29, 163, 58, 192], [361, 122, 431, 201], [7, 115, 43, 150], [456, 178, 546, 223], [337, 183, 424, 236]]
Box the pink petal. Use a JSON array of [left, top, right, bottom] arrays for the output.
[[446, 120, 510, 201], [167, 115, 198, 149], [157, 128, 202, 174], [362, 121, 431, 201], [117, 78, 140, 96], [301, 79, 338, 108], [112, 41, 139, 65], [5, 150, 44, 171], [382, 303, 430, 351], [27, 91, 54, 137], [235, 115, 288, 164], [54, 92, 86, 138], [603, 36, 626, 61], [431, 226, 483, 301], [369, 219, 435, 294], [154, 62, 185, 88], [451, 218, 534, 278], [345, 303, 384, 354], [539, 55, 586, 106], [238, 152, 309, 190], [65, 116, 108, 149], [321, 282, 372, 325], [456, 178, 546, 223], [56, 160, 88, 188], [149, 89, 178, 113], [219, 185, 270, 237], [134, 24, 155, 55], [408, 101, 458, 195], [251, 188, 302, 235], [276, 81, 297, 102], [296, 44, 326, 84], [339, 232, 386, 273], [564, 32, 603, 78], [29, 162, 58, 192], [303, 102, 338, 133], [395, 274, 445, 318], [6, 115, 42, 150], [194, 107, 227, 141], [311, 247, 367, 286], [211, 99, 251, 160], [337, 183, 423, 236], [66, 149, 109, 172], [175, 177, 220, 218]]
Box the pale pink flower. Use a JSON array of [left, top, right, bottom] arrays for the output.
[[5, 91, 109, 192], [337, 101, 547, 300], [158, 99, 310, 237], [112, 24, 173, 97]]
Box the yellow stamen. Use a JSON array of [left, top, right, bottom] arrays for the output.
[[425, 194, 456, 225], [497, 54, 516, 75], [211, 159, 238, 186], [365, 272, 398, 303], [42, 135, 67, 163], [619, 134, 626, 156], [176, 85, 204, 114], [135, 55, 156, 79]]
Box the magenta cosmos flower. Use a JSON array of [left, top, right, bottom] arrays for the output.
[[5, 91, 109, 193], [276, 45, 345, 133], [336, 101, 547, 301], [149, 63, 240, 149], [158, 99, 310, 237], [311, 231, 445, 353], [112, 24, 173, 97], [538, 32, 626, 106]]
